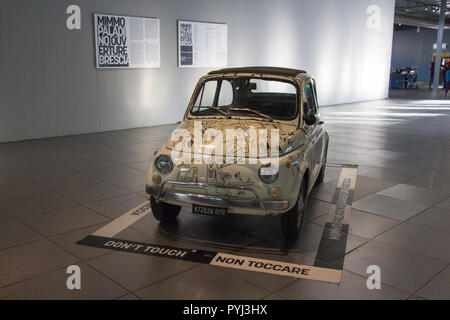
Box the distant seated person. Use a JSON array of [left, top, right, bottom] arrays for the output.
[[392, 64, 402, 73]]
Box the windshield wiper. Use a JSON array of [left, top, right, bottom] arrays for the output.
[[229, 108, 274, 122], [196, 106, 230, 117]]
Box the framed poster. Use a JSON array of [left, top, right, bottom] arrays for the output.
[[94, 13, 160, 69], [178, 20, 227, 68]]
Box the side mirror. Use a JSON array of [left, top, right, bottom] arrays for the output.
[[304, 113, 317, 126]]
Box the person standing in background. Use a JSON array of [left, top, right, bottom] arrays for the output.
[[445, 64, 450, 97], [429, 61, 435, 90], [442, 62, 449, 89]]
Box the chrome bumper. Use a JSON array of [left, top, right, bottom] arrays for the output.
[[145, 181, 290, 213]]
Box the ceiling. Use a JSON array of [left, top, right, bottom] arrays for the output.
[[396, 0, 450, 20]]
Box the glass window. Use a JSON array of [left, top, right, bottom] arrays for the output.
[[249, 79, 297, 94], [190, 77, 298, 121], [218, 80, 233, 106], [192, 80, 233, 113], [304, 83, 317, 115], [194, 81, 217, 109]]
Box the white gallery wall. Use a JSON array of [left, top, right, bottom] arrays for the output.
[[0, 0, 395, 142]]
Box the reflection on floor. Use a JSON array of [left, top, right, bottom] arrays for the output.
[[0, 92, 449, 300], [389, 82, 449, 101]]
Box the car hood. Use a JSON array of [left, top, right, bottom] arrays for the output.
[[165, 119, 306, 157]]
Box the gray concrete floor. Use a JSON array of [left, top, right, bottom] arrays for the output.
[[0, 89, 449, 300]]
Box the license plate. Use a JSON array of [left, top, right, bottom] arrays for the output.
[[192, 204, 227, 216]]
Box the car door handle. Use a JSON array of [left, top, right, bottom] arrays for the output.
[[318, 121, 324, 125]]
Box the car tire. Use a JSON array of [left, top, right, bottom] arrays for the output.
[[315, 165, 325, 186], [315, 141, 329, 187], [150, 196, 181, 224], [281, 179, 307, 240]]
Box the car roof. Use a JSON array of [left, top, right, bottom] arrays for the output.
[[208, 66, 307, 77]]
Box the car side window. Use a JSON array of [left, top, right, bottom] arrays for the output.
[[311, 79, 319, 113], [304, 83, 317, 115]]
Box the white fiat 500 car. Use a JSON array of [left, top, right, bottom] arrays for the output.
[[146, 67, 329, 239]]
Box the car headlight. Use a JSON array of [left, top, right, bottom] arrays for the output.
[[155, 154, 173, 174], [258, 165, 279, 184]]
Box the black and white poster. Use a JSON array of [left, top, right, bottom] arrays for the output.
[[178, 20, 227, 68], [94, 14, 160, 69]]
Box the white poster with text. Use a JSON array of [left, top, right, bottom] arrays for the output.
[[94, 14, 160, 69], [178, 20, 227, 68]]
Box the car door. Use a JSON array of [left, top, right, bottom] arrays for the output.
[[303, 80, 325, 184]]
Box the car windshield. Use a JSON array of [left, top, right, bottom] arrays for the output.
[[190, 77, 298, 121]]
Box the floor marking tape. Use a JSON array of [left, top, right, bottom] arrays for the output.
[[313, 164, 358, 271], [210, 253, 342, 283], [92, 201, 152, 238], [77, 235, 216, 264], [76, 235, 342, 283], [77, 165, 360, 284], [326, 163, 358, 169]]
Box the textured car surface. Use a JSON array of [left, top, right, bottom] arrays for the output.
[[147, 67, 328, 216]]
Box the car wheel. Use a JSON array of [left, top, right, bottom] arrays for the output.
[[315, 163, 326, 187], [315, 142, 328, 187], [150, 196, 181, 224], [281, 179, 307, 240]]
